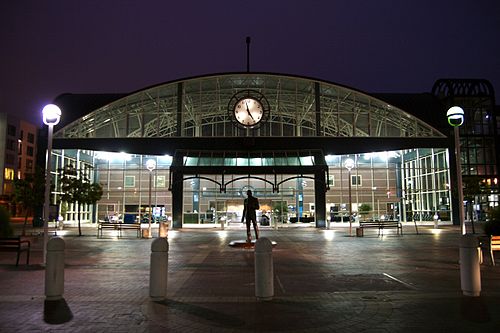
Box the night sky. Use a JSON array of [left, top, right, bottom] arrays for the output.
[[1, 1, 499, 125]]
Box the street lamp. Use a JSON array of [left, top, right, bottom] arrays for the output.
[[344, 158, 355, 236], [146, 158, 156, 238], [42, 104, 61, 265], [447, 106, 466, 235]]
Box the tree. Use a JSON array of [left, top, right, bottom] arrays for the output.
[[272, 201, 288, 223], [0, 205, 13, 237], [483, 207, 500, 236], [12, 168, 45, 236], [358, 203, 371, 220], [463, 176, 492, 234], [59, 165, 103, 236]]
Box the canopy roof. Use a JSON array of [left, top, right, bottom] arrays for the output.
[[55, 73, 445, 140]]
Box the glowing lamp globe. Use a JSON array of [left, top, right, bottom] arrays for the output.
[[146, 159, 156, 171], [42, 104, 62, 126], [344, 158, 355, 171], [446, 106, 464, 127]]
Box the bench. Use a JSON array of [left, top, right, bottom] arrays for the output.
[[482, 235, 500, 266], [358, 220, 403, 236], [97, 222, 141, 238], [0, 237, 31, 266]]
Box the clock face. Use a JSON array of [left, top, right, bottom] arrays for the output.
[[234, 98, 263, 126], [228, 90, 270, 129]]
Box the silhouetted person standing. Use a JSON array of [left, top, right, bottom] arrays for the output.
[[242, 190, 259, 242]]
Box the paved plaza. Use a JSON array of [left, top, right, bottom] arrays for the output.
[[0, 223, 499, 332]]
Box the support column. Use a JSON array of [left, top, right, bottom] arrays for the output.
[[314, 170, 326, 228], [172, 170, 183, 229]]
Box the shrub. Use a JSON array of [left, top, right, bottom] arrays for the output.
[[0, 205, 13, 237], [483, 207, 500, 236], [358, 203, 371, 215]]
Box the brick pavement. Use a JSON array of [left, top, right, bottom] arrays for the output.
[[0, 224, 499, 332]]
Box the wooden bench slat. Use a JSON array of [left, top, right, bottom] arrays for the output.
[[359, 220, 403, 236], [97, 222, 141, 238]]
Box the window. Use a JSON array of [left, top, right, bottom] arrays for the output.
[[7, 125, 16, 137], [155, 175, 166, 187], [27, 146, 34, 156], [5, 154, 14, 165], [328, 175, 335, 186], [351, 175, 362, 186], [27, 132, 35, 143], [6, 139, 15, 151], [4, 168, 14, 180], [124, 176, 135, 187]]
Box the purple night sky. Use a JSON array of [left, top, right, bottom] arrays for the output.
[[1, 1, 499, 125]]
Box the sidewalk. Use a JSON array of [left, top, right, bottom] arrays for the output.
[[0, 224, 499, 332]]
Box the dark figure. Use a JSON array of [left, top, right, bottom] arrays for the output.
[[242, 190, 260, 242]]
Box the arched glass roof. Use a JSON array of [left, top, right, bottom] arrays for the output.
[[55, 73, 445, 139]]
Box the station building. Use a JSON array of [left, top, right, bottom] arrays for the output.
[[47, 73, 499, 229]]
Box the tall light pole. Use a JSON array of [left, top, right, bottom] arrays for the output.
[[146, 158, 156, 238], [447, 106, 466, 235], [344, 158, 355, 236], [42, 104, 61, 265]]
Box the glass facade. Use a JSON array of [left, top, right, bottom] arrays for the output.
[[51, 148, 454, 228]]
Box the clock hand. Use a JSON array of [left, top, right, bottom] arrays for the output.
[[245, 102, 255, 120]]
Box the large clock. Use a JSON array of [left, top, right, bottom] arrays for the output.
[[228, 90, 270, 128]]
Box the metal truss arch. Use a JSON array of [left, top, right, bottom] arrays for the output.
[[55, 73, 445, 140], [432, 79, 495, 98]]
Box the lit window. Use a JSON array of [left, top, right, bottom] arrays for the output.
[[4, 168, 15, 180], [155, 175, 166, 187]]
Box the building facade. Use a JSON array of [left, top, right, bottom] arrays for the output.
[[0, 113, 38, 211], [46, 74, 498, 228]]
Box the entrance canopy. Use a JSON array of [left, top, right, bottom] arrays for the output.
[[170, 149, 329, 193]]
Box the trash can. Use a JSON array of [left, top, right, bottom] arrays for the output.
[[356, 227, 363, 237]]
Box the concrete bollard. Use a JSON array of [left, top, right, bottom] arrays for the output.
[[255, 237, 274, 301], [150, 238, 169, 301], [45, 237, 65, 300], [460, 234, 481, 297]]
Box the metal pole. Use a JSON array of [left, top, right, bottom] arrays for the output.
[[148, 170, 152, 237], [348, 169, 352, 236], [246, 36, 251, 72], [43, 124, 54, 265], [455, 127, 465, 235]]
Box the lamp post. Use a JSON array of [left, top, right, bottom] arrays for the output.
[[42, 104, 61, 265], [344, 158, 355, 236], [447, 106, 466, 235], [146, 159, 156, 238]]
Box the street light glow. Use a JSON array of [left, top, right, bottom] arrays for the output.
[[146, 159, 156, 171], [446, 106, 464, 127], [42, 104, 61, 126], [344, 158, 355, 171]]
